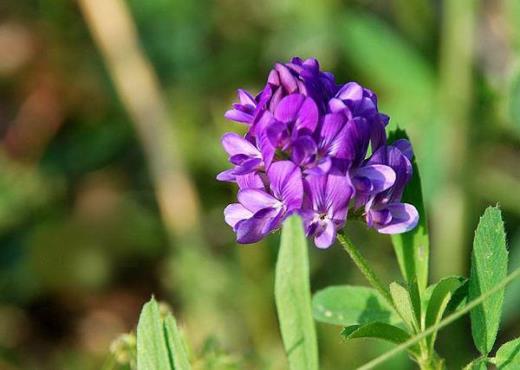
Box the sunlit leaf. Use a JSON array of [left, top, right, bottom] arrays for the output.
[[275, 215, 318, 370], [469, 206, 508, 355], [137, 298, 174, 370], [424, 276, 465, 350], [496, 338, 520, 369], [389, 282, 419, 332], [312, 285, 400, 326], [341, 322, 418, 356], [389, 128, 430, 296], [164, 314, 192, 370]]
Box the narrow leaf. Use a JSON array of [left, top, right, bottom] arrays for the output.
[[137, 298, 174, 370], [389, 128, 430, 296], [496, 338, 520, 369], [469, 206, 509, 355], [341, 322, 418, 356], [312, 285, 401, 326], [390, 282, 419, 332], [164, 314, 191, 370], [424, 276, 465, 350], [275, 215, 318, 370]]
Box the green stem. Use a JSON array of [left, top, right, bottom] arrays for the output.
[[337, 233, 393, 306], [357, 267, 520, 370]]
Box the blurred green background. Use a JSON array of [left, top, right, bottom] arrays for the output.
[[0, 0, 519, 369]]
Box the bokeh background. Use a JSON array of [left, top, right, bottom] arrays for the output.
[[0, 0, 519, 369]]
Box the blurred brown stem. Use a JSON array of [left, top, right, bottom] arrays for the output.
[[77, 0, 200, 239]]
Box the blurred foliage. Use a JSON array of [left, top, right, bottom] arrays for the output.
[[0, 0, 518, 369]]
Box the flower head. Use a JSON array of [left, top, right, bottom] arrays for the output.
[[219, 57, 419, 248]]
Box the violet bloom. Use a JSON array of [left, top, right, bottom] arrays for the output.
[[301, 174, 353, 249], [219, 57, 419, 248], [329, 82, 389, 151], [363, 140, 419, 234], [224, 161, 303, 244], [216, 133, 264, 182]]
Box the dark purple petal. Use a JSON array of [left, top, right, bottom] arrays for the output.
[[294, 96, 319, 133], [267, 161, 303, 211], [291, 135, 317, 166], [324, 174, 352, 222], [235, 207, 280, 244], [232, 158, 263, 175], [274, 94, 306, 123], [319, 113, 347, 156], [392, 139, 414, 160]]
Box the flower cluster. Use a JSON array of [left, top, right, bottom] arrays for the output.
[[218, 57, 418, 248]]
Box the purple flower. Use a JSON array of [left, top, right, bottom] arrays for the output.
[[219, 57, 419, 248], [301, 174, 353, 249], [362, 140, 419, 234], [224, 161, 303, 244], [329, 82, 389, 152]]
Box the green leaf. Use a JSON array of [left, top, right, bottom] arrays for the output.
[[137, 298, 174, 370], [164, 314, 192, 370], [312, 285, 401, 326], [275, 215, 318, 370], [462, 358, 488, 370], [389, 282, 419, 332], [389, 128, 430, 296], [496, 338, 520, 369], [424, 276, 465, 350], [341, 322, 418, 356], [469, 206, 509, 355]]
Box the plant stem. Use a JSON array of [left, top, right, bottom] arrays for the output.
[[357, 267, 520, 370], [337, 233, 393, 306]]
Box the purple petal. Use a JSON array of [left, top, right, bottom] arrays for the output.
[[337, 82, 363, 101], [294, 96, 319, 133], [291, 136, 317, 166], [275, 63, 298, 93], [375, 203, 419, 234], [236, 172, 265, 190], [221, 133, 259, 157], [324, 174, 352, 222], [274, 94, 306, 123], [314, 219, 336, 249], [238, 189, 279, 213], [224, 203, 253, 228], [265, 120, 288, 148], [216, 169, 236, 182], [237, 89, 255, 106], [352, 164, 396, 194], [319, 113, 347, 155], [235, 207, 280, 244], [328, 98, 348, 114], [393, 139, 414, 160], [224, 109, 253, 124], [343, 117, 370, 164], [232, 158, 263, 175], [267, 161, 303, 211]]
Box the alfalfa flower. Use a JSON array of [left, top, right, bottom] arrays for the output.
[[218, 57, 418, 248]]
